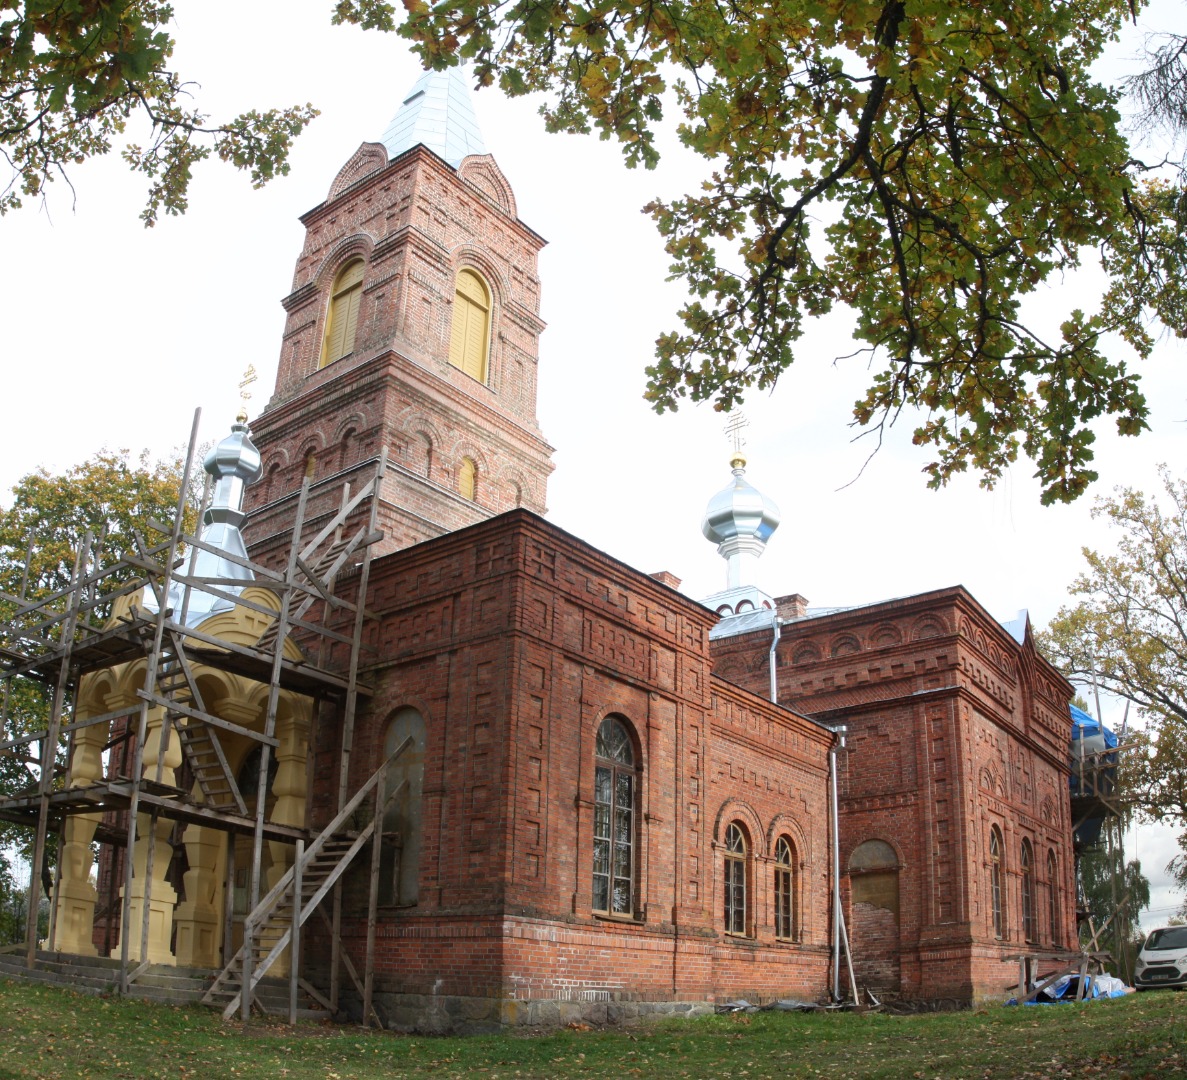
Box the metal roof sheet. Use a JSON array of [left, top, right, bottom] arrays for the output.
[[379, 66, 486, 167]]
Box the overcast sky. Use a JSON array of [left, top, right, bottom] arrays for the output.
[[1, 1, 1183, 925]]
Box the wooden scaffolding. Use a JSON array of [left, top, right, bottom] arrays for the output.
[[1070, 721, 1138, 982], [0, 414, 395, 1022]]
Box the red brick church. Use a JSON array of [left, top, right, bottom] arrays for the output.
[[13, 66, 1073, 1032], [221, 66, 1079, 1026]]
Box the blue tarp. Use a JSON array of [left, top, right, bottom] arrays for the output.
[[1007, 973, 1129, 1005], [1070, 704, 1119, 749], [1069, 705, 1118, 847]]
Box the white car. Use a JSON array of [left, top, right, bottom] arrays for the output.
[[1134, 925, 1187, 990]]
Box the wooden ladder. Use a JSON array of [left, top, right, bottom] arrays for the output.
[[155, 630, 245, 814], [201, 736, 410, 1019]]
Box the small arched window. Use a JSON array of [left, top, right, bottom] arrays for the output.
[[321, 259, 365, 367], [414, 432, 433, 479], [338, 429, 356, 472], [264, 461, 281, 501], [448, 269, 491, 383], [990, 827, 1005, 940], [774, 835, 797, 941], [1021, 839, 1035, 942], [1047, 850, 1060, 945], [724, 822, 748, 936], [593, 716, 637, 916], [459, 456, 477, 501]]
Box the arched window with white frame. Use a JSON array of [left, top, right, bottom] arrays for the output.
[[1021, 838, 1036, 942], [990, 826, 1005, 940], [724, 822, 749, 936], [592, 716, 638, 916], [774, 835, 798, 941]]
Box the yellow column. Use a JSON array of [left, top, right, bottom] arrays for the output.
[[173, 824, 224, 968], [262, 702, 311, 978], [53, 687, 131, 955], [173, 699, 255, 968], [112, 704, 182, 965]]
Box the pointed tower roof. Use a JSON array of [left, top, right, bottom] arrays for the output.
[[379, 65, 486, 167]]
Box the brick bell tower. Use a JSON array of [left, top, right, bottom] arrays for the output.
[[243, 66, 554, 563]]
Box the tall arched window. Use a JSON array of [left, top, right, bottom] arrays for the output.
[[459, 456, 477, 501], [724, 822, 748, 936], [321, 259, 365, 367], [379, 707, 426, 907], [1021, 839, 1035, 942], [1047, 849, 1060, 945], [593, 716, 636, 915], [774, 835, 797, 941], [990, 827, 1005, 939], [448, 269, 491, 383]]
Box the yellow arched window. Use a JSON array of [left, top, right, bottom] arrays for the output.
[[448, 269, 491, 383], [459, 456, 477, 501], [320, 259, 364, 367]]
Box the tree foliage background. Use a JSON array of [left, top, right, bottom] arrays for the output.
[[1044, 469, 1187, 913], [0, 1, 317, 223], [1079, 850, 1151, 976], [376, 0, 1187, 504], [0, 450, 194, 934], [4, 2, 1185, 503]]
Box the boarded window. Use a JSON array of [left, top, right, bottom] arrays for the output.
[[448, 269, 490, 382], [1021, 839, 1036, 942], [379, 707, 426, 906], [849, 839, 899, 917], [321, 259, 364, 367], [1048, 850, 1060, 945], [459, 456, 477, 501]]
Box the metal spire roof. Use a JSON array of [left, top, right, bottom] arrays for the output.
[[379, 65, 486, 167]]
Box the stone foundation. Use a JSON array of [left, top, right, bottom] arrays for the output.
[[345, 990, 713, 1035]]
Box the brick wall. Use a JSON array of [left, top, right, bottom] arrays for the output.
[[301, 511, 835, 1011], [710, 586, 1077, 1002], [243, 143, 554, 564]]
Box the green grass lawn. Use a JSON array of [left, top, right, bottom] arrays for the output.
[[0, 979, 1183, 1080]]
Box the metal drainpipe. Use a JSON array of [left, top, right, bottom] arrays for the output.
[[769, 616, 783, 704], [830, 725, 848, 1002]]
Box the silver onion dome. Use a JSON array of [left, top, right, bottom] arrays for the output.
[[144, 412, 262, 627], [702, 454, 781, 592], [202, 410, 263, 529]]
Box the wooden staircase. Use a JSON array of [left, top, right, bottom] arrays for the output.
[[202, 737, 409, 1019], [254, 483, 379, 655], [150, 628, 246, 813]]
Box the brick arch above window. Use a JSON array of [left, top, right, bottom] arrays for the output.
[[791, 642, 822, 665], [830, 633, 861, 658], [766, 813, 811, 863], [713, 799, 765, 859], [912, 615, 948, 640]]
